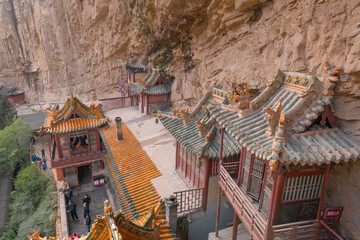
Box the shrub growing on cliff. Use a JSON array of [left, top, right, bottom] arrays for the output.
[[0, 96, 17, 130], [0, 167, 57, 240], [0, 119, 31, 174]]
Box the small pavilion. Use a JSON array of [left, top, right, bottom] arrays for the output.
[[39, 94, 109, 186], [129, 68, 171, 114]]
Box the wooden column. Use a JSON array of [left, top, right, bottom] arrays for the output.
[[264, 163, 280, 240], [215, 127, 225, 237], [317, 164, 331, 220], [203, 158, 211, 212], [87, 130, 93, 157], [271, 173, 285, 225], [146, 95, 149, 114], [67, 133, 72, 161], [55, 134, 62, 159], [46, 133, 52, 160], [237, 146, 245, 186], [96, 129, 101, 151], [232, 212, 239, 240]]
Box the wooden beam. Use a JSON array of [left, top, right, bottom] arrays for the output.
[[317, 164, 331, 220], [264, 163, 279, 240]]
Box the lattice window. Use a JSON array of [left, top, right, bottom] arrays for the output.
[[260, 185, 271, 217], [241, 151, 251, 188], [248, 157, 265, 200], [282, 174, 324, 202]]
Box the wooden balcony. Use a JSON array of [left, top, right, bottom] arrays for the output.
[[50, 150, 106, 168], [219, 165, 266, 240], [272, 220, 318, 239]]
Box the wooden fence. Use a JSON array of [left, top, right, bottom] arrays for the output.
[[99, 95, 138, 111]]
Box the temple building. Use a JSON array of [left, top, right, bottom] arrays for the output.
[[129, 68, 171, 114], [156, 87, 242, 212], [117, 58, 147, 84], [39, 94, 109, 186], [155, 62, 359, 239], [0, 85, 25, 104]]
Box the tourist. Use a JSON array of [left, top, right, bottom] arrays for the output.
[[83, 194, 91, 206], [37, 159, 42, 170], [83, 202, 90, 218], [67, 200, 79, 221], [68, 233, 80, 240], [84, 214, 92, 233], [41, 148, 45, 158], [31, 154, 37, 163], [41, 161, 47, 170]]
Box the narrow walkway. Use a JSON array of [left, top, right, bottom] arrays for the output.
[[67, 184, 108, 237], [208, 223, 250, 239]]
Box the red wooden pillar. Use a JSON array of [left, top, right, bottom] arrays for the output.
[[55, 134, 62, 158], [96, 129, 101, 151], [146, 95, 149, 114], [237, 146, 245, 186], [215, 127, 224, 237], [232, 212, 239, 240], [264, 162, 280, 240], [271, 173, 285, 225], [317, 164, 331, 220], [203, 158, 211, 212]]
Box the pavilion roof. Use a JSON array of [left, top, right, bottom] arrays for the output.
[[129, 69, 171, 95], [207, 66, 360, 166], [117, 58, 145, 70], [156, 88, 242, 159], [39, 94, 109, 133], [100, 123, 162, 220]]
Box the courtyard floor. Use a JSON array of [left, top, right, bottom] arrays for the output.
[[67, 183, 108, 237]]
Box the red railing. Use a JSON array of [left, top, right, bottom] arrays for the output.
[[319, 220, 344, 240], [99, 95, 138, 111], [219, 165, 266, 240], [272, 220, 319, 240], [174, 188, 204, 213], [50, 150, 106, 168]]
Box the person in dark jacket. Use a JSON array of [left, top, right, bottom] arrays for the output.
[[84, 214, 92, 233], [83, 194, 91, 206], [67, 200, 79, 221], [83, 202, 90, 218]]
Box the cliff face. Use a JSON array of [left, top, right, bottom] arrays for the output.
[[0, 0, 360, 238]]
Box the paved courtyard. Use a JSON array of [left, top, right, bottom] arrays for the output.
[[67, 183, 108, 237]]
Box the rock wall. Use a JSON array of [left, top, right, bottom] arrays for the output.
[[0, 0, 359, 238]]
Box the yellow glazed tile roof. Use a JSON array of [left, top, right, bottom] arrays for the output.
[[39, 94, 109, 133], [101, 123, 162, 220]]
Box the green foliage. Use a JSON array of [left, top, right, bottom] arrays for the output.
[[0, 96, 17, 130], [14, 165, 47, 207], [0, 167, 57, 240], [0, 119, 31, 174]]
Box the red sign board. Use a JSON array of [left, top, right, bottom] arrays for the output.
[[324, 207, 343, 219]]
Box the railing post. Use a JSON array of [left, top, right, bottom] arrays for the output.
[[232, 212, 239, 240]]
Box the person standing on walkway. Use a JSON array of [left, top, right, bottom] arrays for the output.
[[83, 194, 91, 207], [31, 154, 37, 164], [67, 200, 79, 221], [41, 149, 45, 158], [84, 215, 92, 233], [83, 202, 90, 218]]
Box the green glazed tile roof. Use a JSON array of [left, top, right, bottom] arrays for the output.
[[207, 70, 360, 166], [156, 88, 241, 159], [128, 69, 171, 95]]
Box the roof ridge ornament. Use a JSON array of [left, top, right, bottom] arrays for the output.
[[321, 61, 341, 96], [264, 101, 282, 137], [223, 84, 253, 117]]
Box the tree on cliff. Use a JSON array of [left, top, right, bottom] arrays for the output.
[[0, 96, 17, 130], [0, 119, 31, 174]]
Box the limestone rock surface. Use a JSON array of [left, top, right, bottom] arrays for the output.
[[0, 0, 360, 238]]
